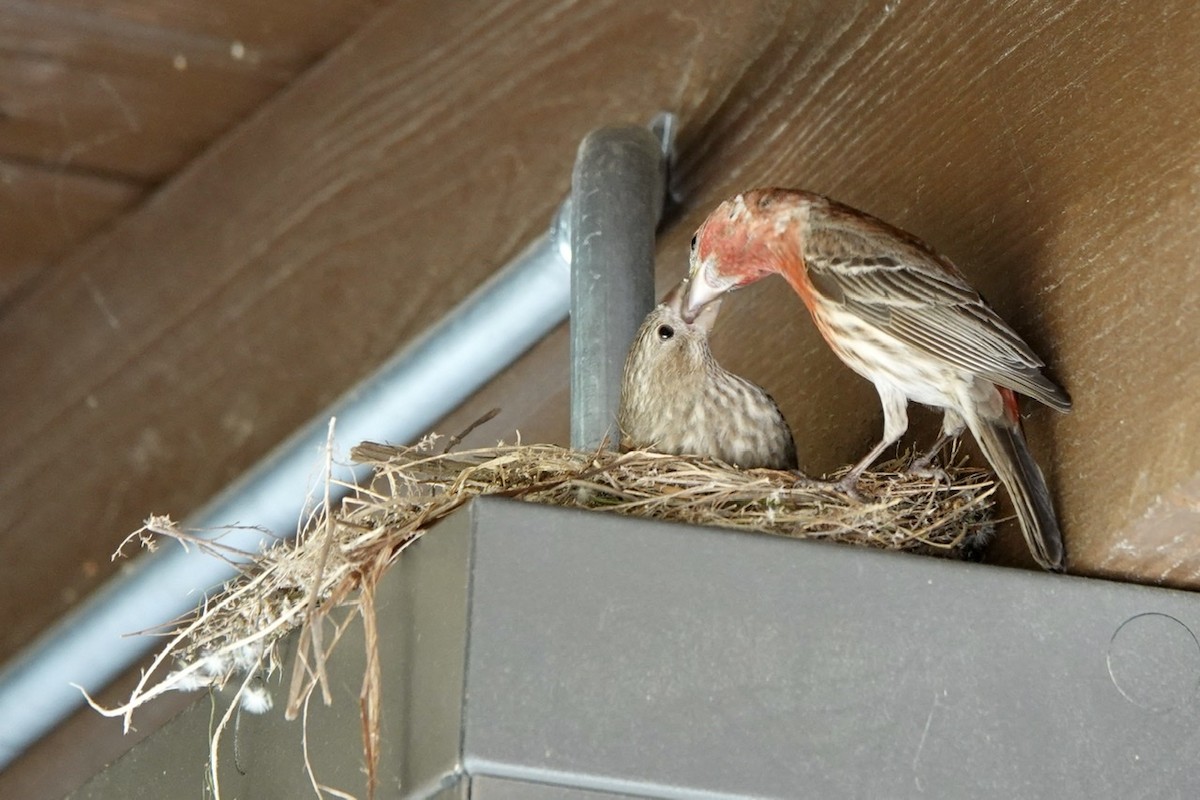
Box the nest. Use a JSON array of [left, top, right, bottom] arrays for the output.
[[87, 431, 996, 798], [350, 438, 997, 549]]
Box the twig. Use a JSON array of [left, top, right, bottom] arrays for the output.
[[443, 407, 501, 453], [358, 571, 382, 800], [286, 418, 340, 719]]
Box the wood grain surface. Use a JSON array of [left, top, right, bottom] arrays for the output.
[[0, 0, 1197, 792], [0, 0, 386, 303], [0, 158, 141, 301]]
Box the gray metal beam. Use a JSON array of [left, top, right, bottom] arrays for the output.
[[71, 499, 1200, 798]]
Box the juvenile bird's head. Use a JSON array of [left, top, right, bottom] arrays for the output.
[[683, 188, 810, 322], [622, 282, 723, 398]]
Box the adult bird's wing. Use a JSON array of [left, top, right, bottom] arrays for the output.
[[803, 201, 1071, 411]]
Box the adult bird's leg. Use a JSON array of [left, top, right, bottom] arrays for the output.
[[909, 408, 966, 479], [838, 386, 909, 497]]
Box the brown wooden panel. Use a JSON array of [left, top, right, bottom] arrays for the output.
[[41, 0, 389, 68], [0, 0, 382, 180], [0, 158, 141, 303], [0, 0, 1197, 715], [0, 1, 291, 179]]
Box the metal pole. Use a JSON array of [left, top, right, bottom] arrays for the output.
[[569, 124, 670, 450]]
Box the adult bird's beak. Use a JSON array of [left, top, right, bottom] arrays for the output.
[[681, 263, 725, 323], [664, 276, 723, 331], [691, 295, 723, 334]]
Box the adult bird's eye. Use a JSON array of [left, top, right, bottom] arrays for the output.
[[657, 324, 674, 340]]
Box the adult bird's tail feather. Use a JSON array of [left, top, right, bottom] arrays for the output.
[[968, 414, 1065, 571]]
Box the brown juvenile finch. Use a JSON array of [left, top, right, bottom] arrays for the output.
[[682, 188, 1072, 571], [619, 283, 798, 470]]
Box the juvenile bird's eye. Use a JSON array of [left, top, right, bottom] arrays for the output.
[[657, 324, 674, 340], [689, 234, 697, 252]]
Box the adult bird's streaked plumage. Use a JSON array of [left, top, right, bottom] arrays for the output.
[[683, 188, 1071, 570]]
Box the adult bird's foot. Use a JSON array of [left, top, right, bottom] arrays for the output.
[[787, 470, 820, 489], [788, 471, 843, 491], [907, 459, 951, 484], [908, 434, 953, 483], [789, 471, 864, 501], [834, 472, 866, 502]]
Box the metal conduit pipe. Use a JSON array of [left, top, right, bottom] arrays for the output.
[[0, 114, 677, 768], [570, 124, 669, 450]]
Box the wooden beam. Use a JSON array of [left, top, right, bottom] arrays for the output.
[[0, 0, 384, 179], [0, 158, 141, 304], [37, 0, 388, 69], [0, 2, 280, 178]]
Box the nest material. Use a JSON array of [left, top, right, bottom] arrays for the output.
[[352, 438, 997, 550], [91, 433, 997, 799]]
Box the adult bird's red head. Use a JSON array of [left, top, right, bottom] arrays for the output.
[[683, 189, 813, 322]]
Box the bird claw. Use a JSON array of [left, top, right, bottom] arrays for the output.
[[788, 471, 827, 490], [787, 472, 864, 496], [834, 473, 866, 502], [907, 460, 951, 484]]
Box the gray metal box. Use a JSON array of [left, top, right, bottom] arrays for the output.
[[72, 497, 1200, 798]]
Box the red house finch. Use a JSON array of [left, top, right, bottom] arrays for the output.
[[619, 283, 798, 470], [682, 188, 1072, 571]]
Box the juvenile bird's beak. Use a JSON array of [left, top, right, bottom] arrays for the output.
[[682, 264, 725, 323], [659, 280, 687, 315]]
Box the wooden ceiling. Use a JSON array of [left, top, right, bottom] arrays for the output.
[[0, 0, 385, 306]]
